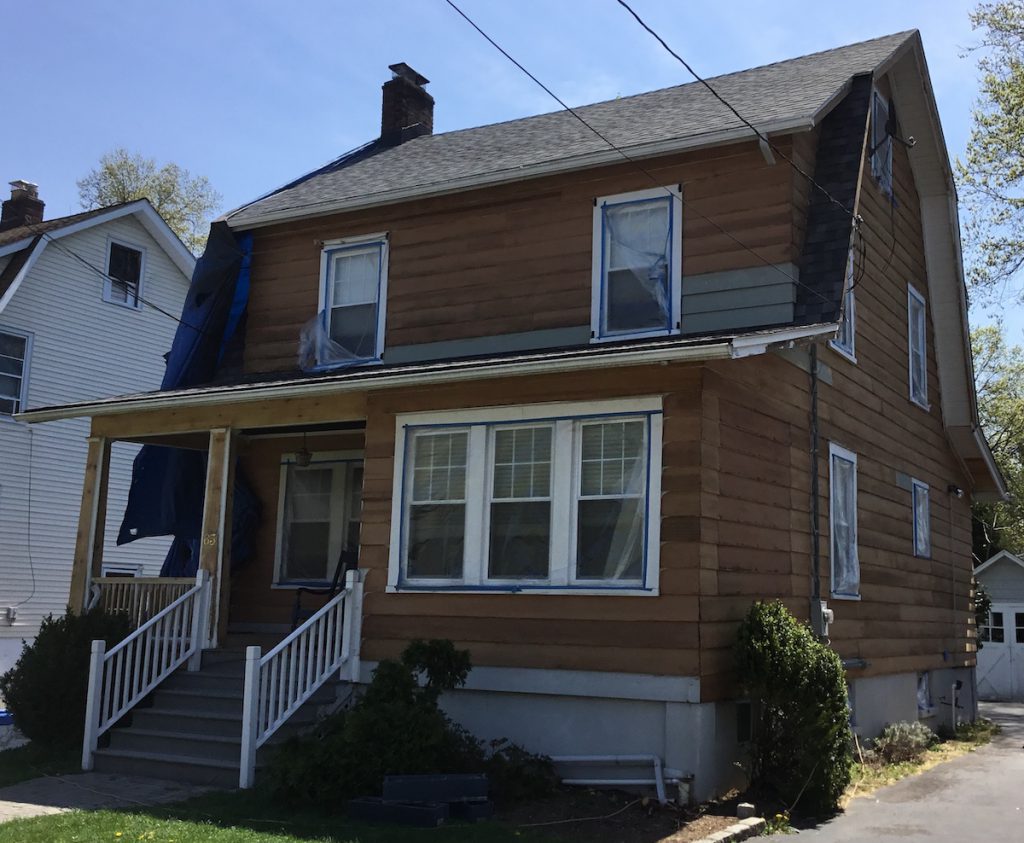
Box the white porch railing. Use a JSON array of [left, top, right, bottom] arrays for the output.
[[82, 570, 211, 771], [88, 576, 196, 627], [239, 569, 365, 788]]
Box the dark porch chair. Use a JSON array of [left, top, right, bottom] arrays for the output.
[[291, 549, 359, 631]]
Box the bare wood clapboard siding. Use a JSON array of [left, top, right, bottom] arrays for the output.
[[695, 123, 974, 702], [242, 138, 800, 373]]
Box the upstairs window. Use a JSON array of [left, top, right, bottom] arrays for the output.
[[871, 91, 894, 197], [592, 187, 682, 341], [0, 329, 29, 416], [908, 284, 928, 407], [912, 479, 930, 558], [317, 235, 388, 366], [829, 443, 860, 599], [105, 241, 144, 308], [830, 250, 856, 361]]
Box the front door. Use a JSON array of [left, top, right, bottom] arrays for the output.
[[977, 604, 1024, 701]]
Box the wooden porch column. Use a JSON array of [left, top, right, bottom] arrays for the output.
[[199, 428, 235, 647], [68, 436, 111, 613]]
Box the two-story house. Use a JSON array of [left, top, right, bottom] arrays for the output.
[[22, 31, 1005, 798], [0, 182, 193, 673]]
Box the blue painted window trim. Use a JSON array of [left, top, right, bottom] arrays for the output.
[[912, 480, 931, 559], [314, 238, 387, 370], [396, 409, 660, 593]]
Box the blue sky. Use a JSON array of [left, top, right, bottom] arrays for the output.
[[4, 0, 1016, 336]]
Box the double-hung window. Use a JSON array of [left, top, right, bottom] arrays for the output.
[[871, 91, 893, 197], [592, 187, 682, 341], [830, 250, 856, 361], [908, 284, 928, 407], [829, 443, 860, 599], [391, 398, 662, 593], [0, 329, 30, 416], [275, 452, 363, 585], [912, 479, 930, 558], [317, 234, 388, 366], [105, 240, 144, 308]]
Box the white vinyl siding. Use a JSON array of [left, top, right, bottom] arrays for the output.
[[912, 479, 930, 558], [908, 284, 928, 407], [829, 443, 860, 599]]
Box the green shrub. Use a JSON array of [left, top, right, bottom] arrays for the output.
[[736, 601, 853, 816], [873, 721, 936, 764], [0, 609, 133, 748], [261, 639, 556, 808]]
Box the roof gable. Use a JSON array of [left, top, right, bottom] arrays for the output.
[[975, 550, 1024, 577]]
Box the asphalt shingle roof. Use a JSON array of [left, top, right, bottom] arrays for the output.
[[0, 204, 135, 248], [227, 31, 915, 226]]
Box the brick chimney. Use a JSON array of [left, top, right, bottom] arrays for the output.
[[0, 180, 45, 231], [380, 63, 433, 147]]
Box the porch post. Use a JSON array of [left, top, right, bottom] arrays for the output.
[[199, 428, 235, 648], [68, 436, 111, 613]]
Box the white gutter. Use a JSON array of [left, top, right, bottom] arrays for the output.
[[730, 323, 837, 357], [223, 116, 817, 230]]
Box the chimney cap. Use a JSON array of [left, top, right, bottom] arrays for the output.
[[388, 63, 429, 88], [9, 180, 38, 197]]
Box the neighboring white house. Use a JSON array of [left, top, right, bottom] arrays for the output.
[[976, 550, 1024, 702], [0, 181, 194, 674]]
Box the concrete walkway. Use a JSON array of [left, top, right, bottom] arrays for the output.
[[804, 701, 1024, 842], [0, 772, 214, 823]]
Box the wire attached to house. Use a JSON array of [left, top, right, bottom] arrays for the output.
[[441, 0, 838, 311]]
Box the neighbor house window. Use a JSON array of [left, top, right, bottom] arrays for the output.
[[908, 284, 928, 407], [981, 611, 1004, 643], [390, 398, 663, 593], [317, 235, 388, 366], [829, 443, 859, 599], [871, 91, 893, 197], [100, 563, 142, 577], [591, 187, 682, 340], [275, 452, 363, 585], [912, 479, 930, 557], [1016, 612, 1024, 644], [104, 241, 144, 308], [0, 329, 30, 416], [830, 250, 856, 361]]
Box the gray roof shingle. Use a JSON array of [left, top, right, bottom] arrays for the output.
[[227, 31, 914, 227]]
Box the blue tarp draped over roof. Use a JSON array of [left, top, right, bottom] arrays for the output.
[[116, 222, 260, 576]]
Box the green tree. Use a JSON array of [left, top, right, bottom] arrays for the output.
[[77, 148, 221, 254], [958, 1, 1024, 299], [972, 324, 1024, 559]]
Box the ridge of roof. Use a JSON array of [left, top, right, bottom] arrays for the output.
[[0, 201, 139, 248]]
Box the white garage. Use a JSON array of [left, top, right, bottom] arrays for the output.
[[976, 550, 1024, 702]]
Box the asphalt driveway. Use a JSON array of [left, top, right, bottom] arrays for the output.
[[804, 702, 1024, 842]]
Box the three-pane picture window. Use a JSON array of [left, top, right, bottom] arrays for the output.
[[318, 236, 387, 365], [105, 241, 144, 308], [912, 479, 930, 558], [392, 399, 662, 593], [829, 443, 860, 599], [908, 284, 928, 407], [0, 330, 29, 416], [592, 187, 682, 341]]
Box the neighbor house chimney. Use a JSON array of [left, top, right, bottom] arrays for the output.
[[0, 180, 45, 231], [381, 63, 433, 147]]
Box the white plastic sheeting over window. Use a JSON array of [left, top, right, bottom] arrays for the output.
[[871, 92, 893, 197], [908, 285, 928, 407], [912, 479, 930, 558], [829, 443, 860, 599]]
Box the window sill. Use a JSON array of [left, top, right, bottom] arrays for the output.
[[910, 396, 931, 412], [590, 328, 678, 344], [388, 583, 658, 597], [828, 341, 856, 364], [309, 356, 383, 372], [103, 298, 143, 311], [831, 592, 861, 601]]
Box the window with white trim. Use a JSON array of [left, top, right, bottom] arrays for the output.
[[871, 91, 893, 197], [392, 399, 662, 593], [592, 187, 682, 341], [100, 563, 142, 578], [275, 453, 363, 585], [829, 443, 860, 599], [317, 235, 388, 366], [104, 241, 144, 308], [0, 329, 29, 415], [980, 611, 1004, 643], [908, 284, 928, 407], [830, 250, 856, 360], [912, 479, 930, 558]]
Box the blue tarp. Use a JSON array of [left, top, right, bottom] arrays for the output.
[[117, 222, 260, 576]]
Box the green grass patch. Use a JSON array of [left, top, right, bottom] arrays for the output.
[[0, 743, 80, 788]]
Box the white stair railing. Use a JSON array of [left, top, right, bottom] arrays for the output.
[[88, 576, 196, 627], [82, 570, 211, 771], [239, 569, 364, 788]]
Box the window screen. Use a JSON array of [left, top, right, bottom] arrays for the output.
[[0, 331, 28, 415]]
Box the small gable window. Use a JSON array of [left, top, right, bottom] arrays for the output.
[[315, 235, 388, 367], [871, 91, 894, 197], [592, 187, 682, 341], [829, 443, 860, 599], [830, 250, 856, 361], [105, 241, 144, 308], [0, 329, 29, 416], [908, 284, 928, 408], [912, 479, 930, 558]]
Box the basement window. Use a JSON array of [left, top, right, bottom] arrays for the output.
[[871, 91, 894, 198], [591, 187, 682, 341], [0, 329, 30, 416], [908, 284, 928, 408], [912, 479, 930, 558], [829, 443, 860, 599], [390, 397, 663, 594], [275, 452, 363, 586], [104, 240, 144, 309]]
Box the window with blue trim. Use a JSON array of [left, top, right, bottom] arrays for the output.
[[592, 187, 682, 341], [912, 479, 930, 558], [829, 443, 860, 599], [317, 235, 388, 366], [830, 250, 856, 361], [392, 400, 662, 592]]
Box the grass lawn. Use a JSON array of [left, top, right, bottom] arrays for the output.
[[0, 743, 80, 789]]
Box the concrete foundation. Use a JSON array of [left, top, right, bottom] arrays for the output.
[[849, 667, 977, 738]]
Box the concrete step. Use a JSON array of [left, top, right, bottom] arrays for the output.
[[93, 747, 239, 788]]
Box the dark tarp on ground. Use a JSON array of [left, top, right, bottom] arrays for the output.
[[116, 222, 260, 576]]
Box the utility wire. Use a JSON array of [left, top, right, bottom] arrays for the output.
[[442, 0, 837, 310]]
